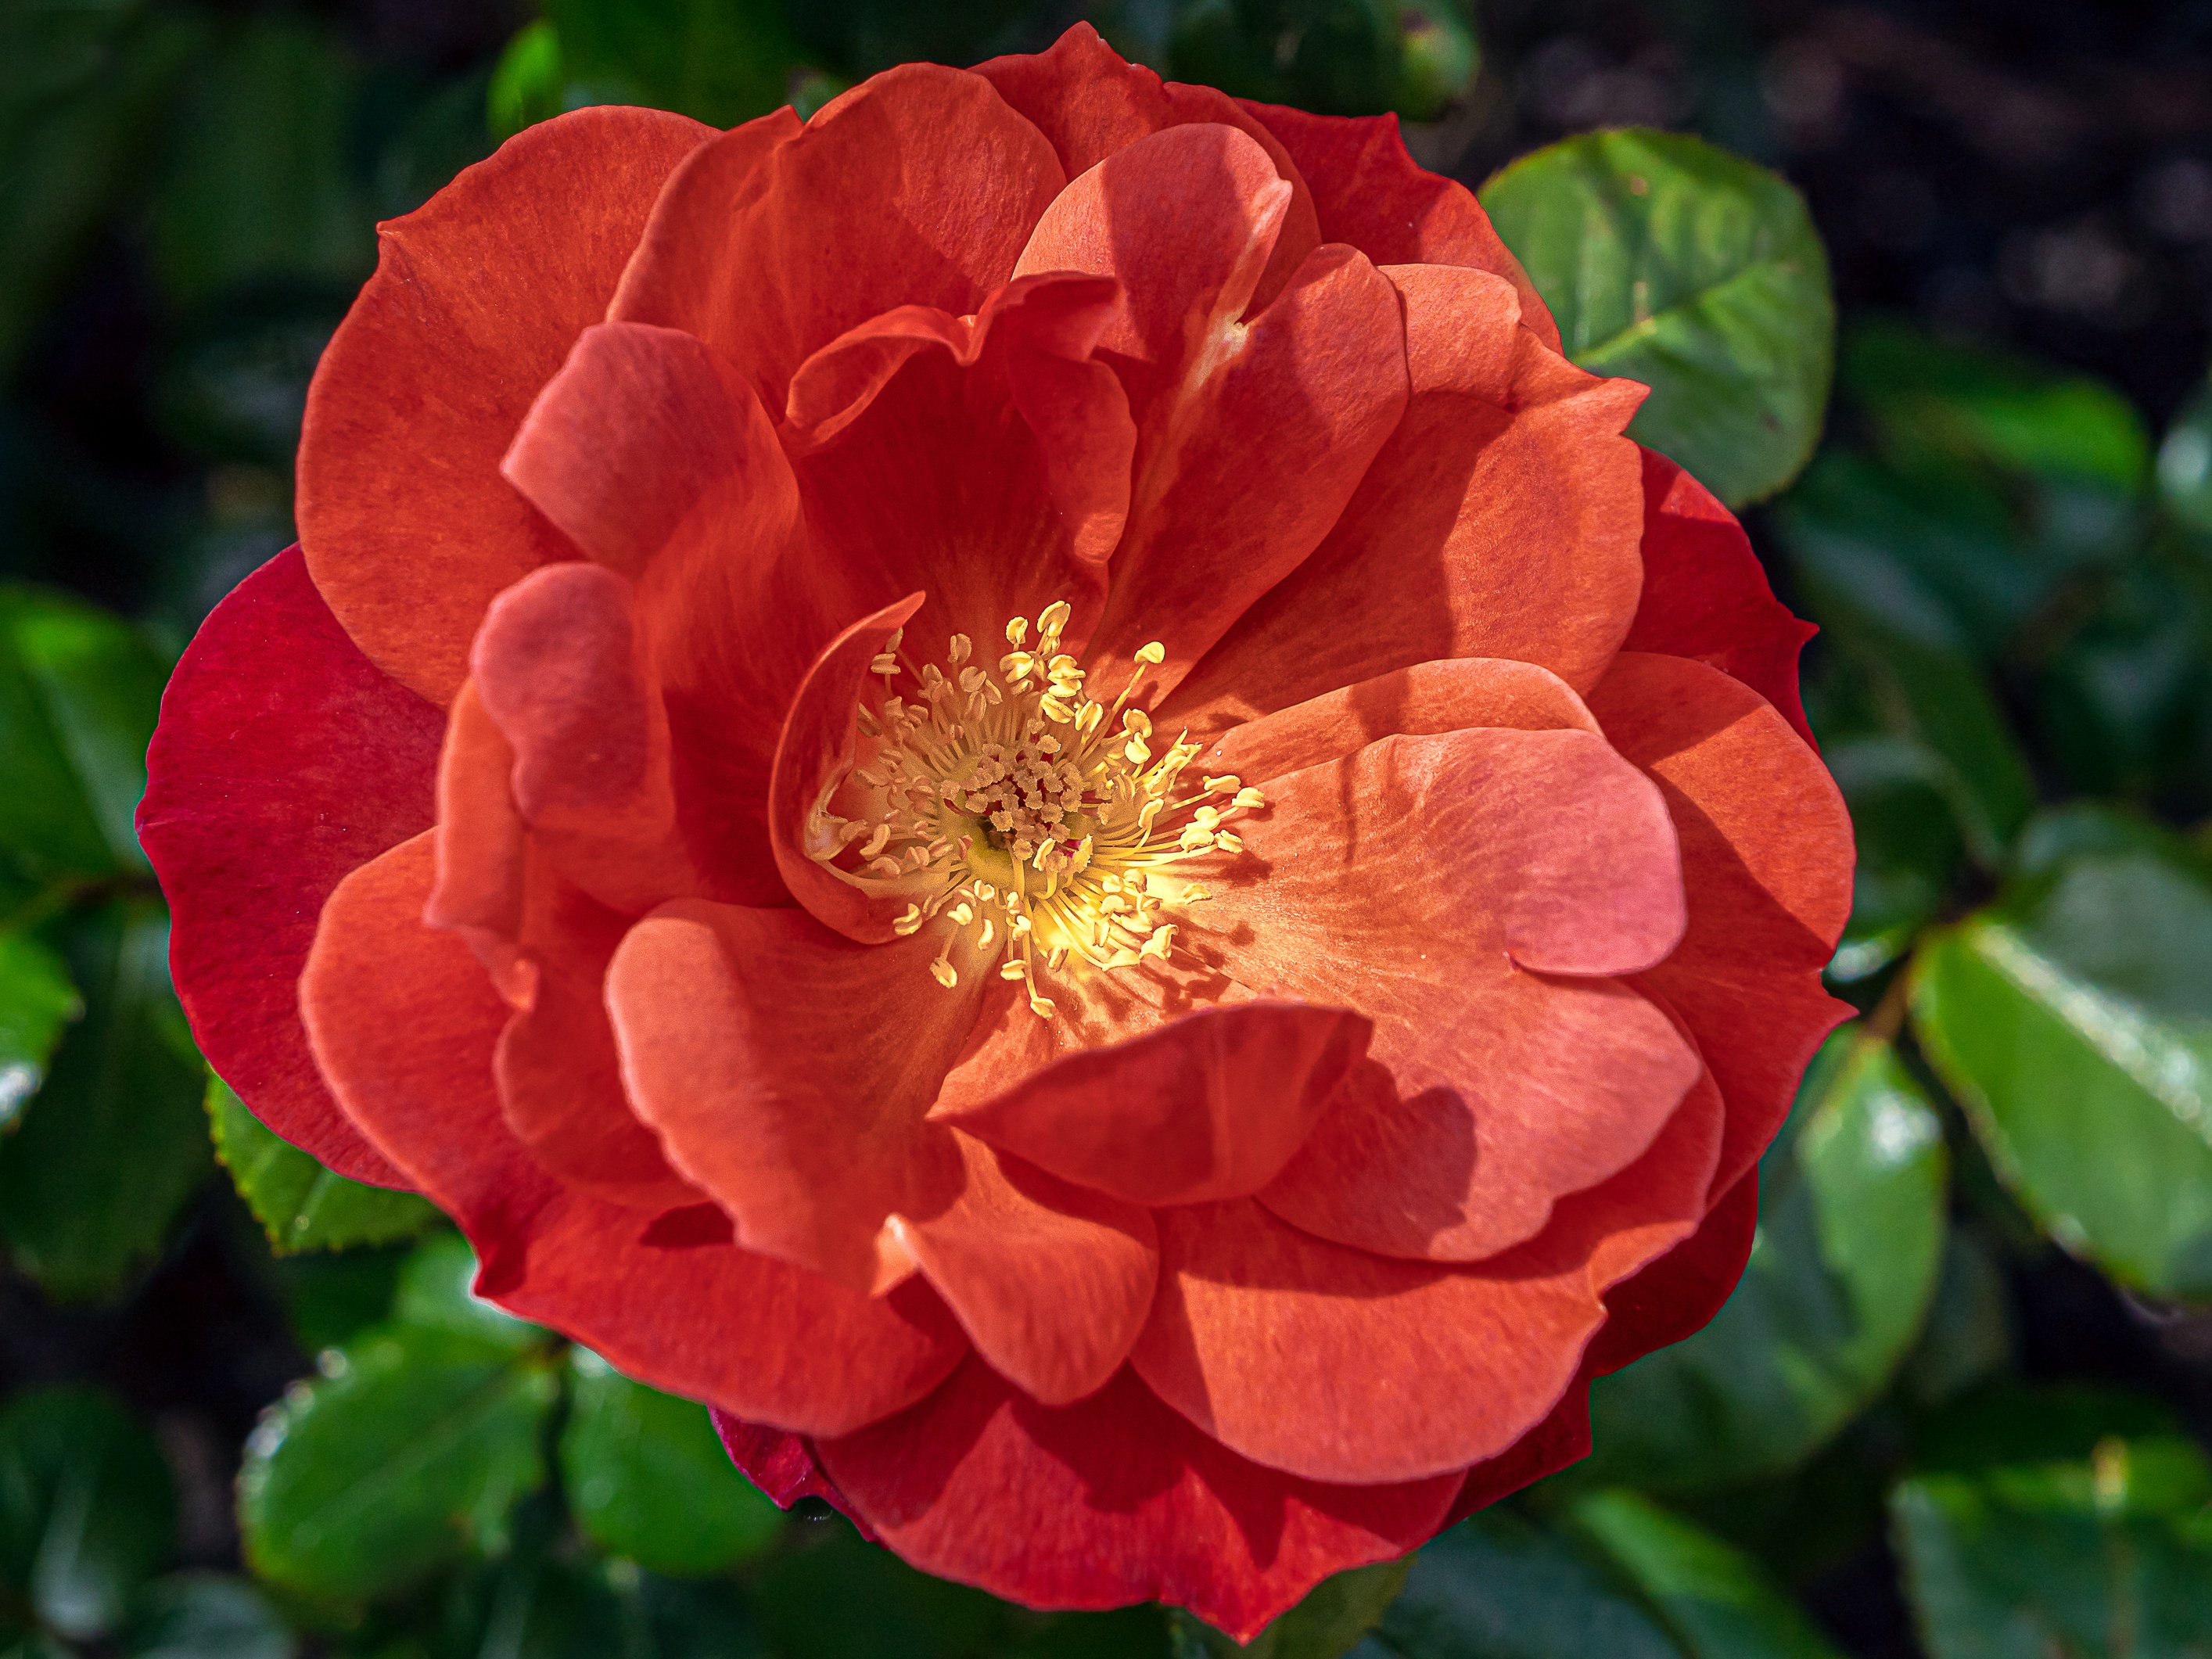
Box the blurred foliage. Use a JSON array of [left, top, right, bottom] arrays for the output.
[[2, 2, 2211, 1657]]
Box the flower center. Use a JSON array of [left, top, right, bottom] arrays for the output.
[[808, 600, 1265, 1018]]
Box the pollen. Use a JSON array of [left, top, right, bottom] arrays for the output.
[[805, 603, 1266, 1018]]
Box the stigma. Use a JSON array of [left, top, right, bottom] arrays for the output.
[[806, 601, 1264, 1018]]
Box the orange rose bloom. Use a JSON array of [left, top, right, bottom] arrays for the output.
[[140, 25, 1852, 1638]]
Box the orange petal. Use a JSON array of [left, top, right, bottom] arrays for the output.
[[1195, 655, 1599, 788], [301, 831, 964, 1434], [1165, 264, 1644, 731], [1237, 99, 1561, 351], [299, 108, 713, 706], [469, 562, 700, 914], [817, 1357, 1459, 1642], [1589, 653, 1854, 1196], [1134, 1062, 1722, 1485], [1622, 448, 1819, 749], [1202, 726, 1695, 1261], [974, 22, 1322, 312], [892, 1133, 1158, 1406], [426, 680, 528, 1000], [140, 547, 437, 1187], [939, 1002, 1372, 1206], [605, 900, 988, 1294], [610, 65, 1063, 411]]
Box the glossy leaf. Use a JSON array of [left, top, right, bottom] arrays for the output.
[[238, 1324, 558, 1600], [0, 1388, 175, 1643], [120, 1574, 294, 1659], [0, 901, 210, 1302], [1172, 1560, 1409, 1658], [1582, 1032, 1946, 1491], [270, 1248, 410, 1356], [1373, 1510, 1682, 1659], [0, 586, 171, 884], [1894, 1435, 2212, 1659], [390, 1230, 544, 1353], [1912, 849, 2212, 1298], [1480, 127, 1833, 506], [208, 1075, 437, 1256], [0, 929, 79, 1132], [1567, 1491, 1848, 1659], [559, 1351, 783, 1577]]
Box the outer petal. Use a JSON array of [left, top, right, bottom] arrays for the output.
[[1164, 264, 1645, 734], [299, 833, 965, 1434], [138, 546, 436, 1187], [817, 1358, 1460, 1643], [1585, 1165, 1760, 1376], [1133, 1058, 1724, 1486], [1015, 124, 1409, 686], [889, 1133, 1159, 1406], [1589, 654, 1854, 1196], [1198, 726, 1697, 1262], [974, 22, 1322, 311], [605, 899, 980, 1294], [1622, 448, 1819, 749], [298, 108, 713, 706], [713, 1419, 862, 1524], [609, 65, 1064, 412], [937, 1002, 1372, 1206], [1237, 99, 1561, 350]]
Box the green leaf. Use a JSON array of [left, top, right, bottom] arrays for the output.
[[1172, 1560, 1409, 1657], [1581, 1032, 1946, 1491], [148, 19, 372, 309], [1167, 0, 1477, 122], [1896, 1225, 2015, 1409], [1820, 735, 1963, 982], [750, 1522, 1007, 1659], [0, 1388, 176, 1643], [209, 1075, 438, 1255], [1910, 1383, 2181, 1478], [1478, 128, 1833, 507], [0, 585, 172, 885], [2156, 372, 2212, 533], [0, 0, 206, 377], [1567, 1491, 1847, 1659], [0, 929, 80, 1131], [1894, 1435, 2212, 1659], [1911, 849, 2212, 1298], [121, 1574, 294, 1659], [0, 900, 210, 1302], [390, 1230, 544, 1352], [487, 19, 565, 140], [1372, 1510, 1682, 1658], [559, 1351, 783, 1577], [546, 0, 813, 130], [238, 1323, 558, 1601]]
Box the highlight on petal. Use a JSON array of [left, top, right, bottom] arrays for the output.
[[299, 108, 713, 706], [817, 1357, 1460, 1643], [300, 831, 966, 1435], [939, 1001, 1372, 1206], [610, 64, 1064, 411], [1589, 652, 1854, 1195], [890, 1132, 1158, 1406], [138, 546, 438, 1187]]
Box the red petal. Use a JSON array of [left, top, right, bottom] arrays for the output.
[[892, 1133, 1158, 1406], [1202, 726, 1695, 1262], [605, 900, 986, 1294], [300, 832, 965, 1432], [1445, 1381, 1595, 1524], [1237, 99, 1561, 351], [609, 66, 1063, 412], [1196, 656, 1600, 787], [1135, 1059, 1722, 1486], [1589, 653, 1854, 1196], [938, 1002, 1371, 1206], [817, 1356, 1458, 1642], [1622, 449, 1819, 749], [974, 23, 1322, 312], [138, 546, 436, 1187], [1586, 1165, 1760, 1376], [426, 682, 529, 1001], [469, 563, 699, 914], [712, 1417, 866, 1528], [298, 109, 712, 706], [1165, 264, 1644, 733]]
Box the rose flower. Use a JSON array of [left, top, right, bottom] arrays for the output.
[[139, 23, 1851, 1639]]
